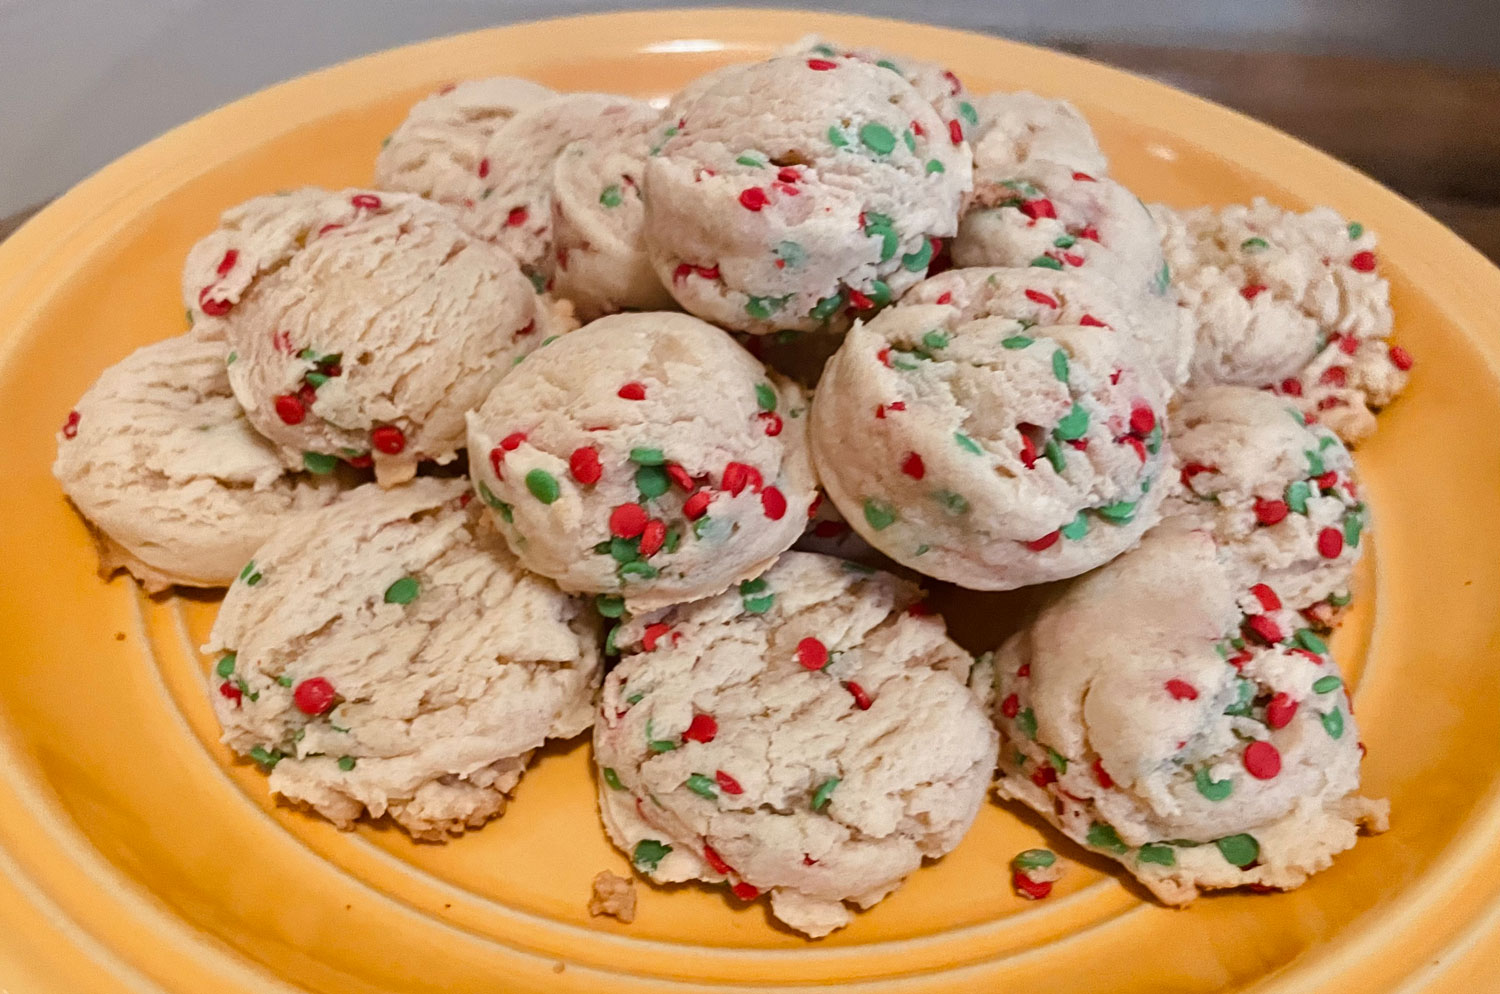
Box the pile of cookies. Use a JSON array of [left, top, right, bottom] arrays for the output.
[[53, 36, 1410, 937]]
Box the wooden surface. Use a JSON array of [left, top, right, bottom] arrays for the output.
[[5, 42, 1500, 260]]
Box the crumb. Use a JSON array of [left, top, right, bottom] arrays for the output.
[[114, 632, 126, 641], [588, 870, 637, 923], [1011, 848, 1065, 900], [552, 962, 566, 974]]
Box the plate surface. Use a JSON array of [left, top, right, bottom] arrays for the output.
[[1, 9, 1498, 993]]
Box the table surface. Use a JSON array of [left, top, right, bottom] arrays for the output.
[[6, 41, 1500, 263]]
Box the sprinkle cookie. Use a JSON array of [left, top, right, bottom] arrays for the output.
[[466, 312, 817, 612], [810, 268, 1173, 590], [205, 478, 602, 839], [184, 188, 541, 485], [643, 55, 972, 334], [53, 332, 348, 592], [594, 552, 997, 937], [973, 528, 1387, 904]]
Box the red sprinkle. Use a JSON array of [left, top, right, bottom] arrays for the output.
[[1062, 252, 1086, 267], [721, 462, 754, 495], [758, 411, 784, 436], [1165, 679, 1199, 701], [666, 463, 695, 491], [1020, 199, 1057, 220], [350, 193, 382, 210], [1241, 284, 1268, 300], [1320, 365, 1348, 388], [506, 206, 529, 227], [292, 677, 337, 715], [731, 881, 760, 901], [1265, 693, 1299, 729], [848, 289, 875, 311], [1254, 497, 1289, 526], [1073, 171, 1096, 182], [1389, 344, 1414, 371], [641, 622, 671, 652], [738, 187, 770, 211], [1318, 527, 1345, 558], [1012, 870, 1053, 900], [1077, 225, 1101, 242], [198, 286, 232, 316], [371, 425, 406, 455], [1122, 436, 1147, 462], [1031, 765, 1057, 788], [1316, 470, 1339, 490], [683, 713, 718, 743], [1243, 740, 1282, 779], [683, 490, 713, 520], [672, 263, 693, 284], [935, 291, 953, 305], [948, 119, 964, 145], [1025, 530, 1060, 552], [500, 432, 526, 451], [1280, 377, 1304, 396], [617, 382, 647, 401], [1245, 614, 1283, 644], [901, 452, 926, 479], [1251, 583, 1282, 612], [273, 394, 306, 425], [216, 249, 238, 276], [218, 681, 242, 706], [1079, 313, 1108, 328], [1129, 405, 1156, 436], [1338, 333, 1360, 355], [1024, 288, 1059, 309], [796, 637, 829, 670], [569, 446, 602, 484], [609, 503, 648, 539], [1092, 758, 1114, 789], [761, 487, 787, 520], [1000, 693, 1019, 719], [703, 844, 733, 875], [489, 449, 506, 479], [477, 157, 490, 179], [845, 681, 873, 710], [1019, 432, 1038, 469], [1180, 462, 1215, 487], [638, 519, 667, 557], [1350, 250, 1377, 272], [715, 770, 744, 795], [807, 57, 838, 70], [777, 167, 801, 184], [61, 410, 81, 439]]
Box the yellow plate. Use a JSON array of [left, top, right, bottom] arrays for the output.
[[0, 10, 1496, 992]]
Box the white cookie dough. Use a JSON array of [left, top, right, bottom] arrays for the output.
[[969, 91, 1108, 179], [811, 268, 1173, 590], [466, 312, 817, 612], [550, 102, 676, 318], [205, 478, 602, 840], [1162, 385, 1366, 615], [778, 35, 974, 137], [53, 332, 348, 592], [644, 55, 972, 334], [594, 552, 997, 937], [184, 188, 539, 485], [1151, 199, 1409, 443], [974, 528, 1386, 904]]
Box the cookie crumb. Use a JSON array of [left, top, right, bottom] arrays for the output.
[[588, 870, 637, 923], [1011, 847, 1064, 900], [552, 962, 566, 974]]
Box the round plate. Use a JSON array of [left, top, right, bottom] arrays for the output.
[[1, 10, 1497, 993]]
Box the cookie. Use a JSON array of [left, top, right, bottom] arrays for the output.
[[205, 478, 602, 839], [974, 528, 1386, 904], [643, 55, 972, 334], [1163, 385, 1366, 615], [466, 312, 817, 612], [1151, 199, 1409, 442], [594, 552, 997, 937], [53, 332, 347, 592], [185, 188, 540, 485], [810, 268, 1172, 590]]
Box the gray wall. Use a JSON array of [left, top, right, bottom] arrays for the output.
[[3, 0, 1498, 217]]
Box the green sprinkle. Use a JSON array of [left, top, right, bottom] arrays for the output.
[[743, 594, 775, 614], [620, 560, 660, 580], [773, 240, 807, 269], [958, 101, 979, 127], [243, 570, 263, 587], [745, 294, 788, 320], [302, 451, 338, 474], [298, 347, 317, 361], [902, 128, 917, 153], [1087, 823, 1128, 854], [215, 654, 237, 678], [1095, 500, 1137, 524], [1223, 678, 1255, 717], [875, 58, 901, 72], [1154, 260, 1172, 295], [1344, 512, 1364, 548], [869, 225, 899, 262], [477, 481, 502, 510], [914, 543, 931, 556], [337, 756, 356, 771], [841, 560, 876, 574], [1031, 254, 1064, 271], [599, 184, 623, 207], [1306, 449, 1326, 477], [827, 124, 850, 148], [810, 292, 844, 321], [863, 498, 897, 531], [755, 383, 777, 412], [249, 746, 281, 769], [629, 447, 666, 466], [868, 280, 892, 305], [602, 767, 625, 790], [1348, 221, 1364, 240], [384, 576, 419, 605], [902, 240, 935, 272], [1138, 843, 1176, 867], [528, 271, 548, 293], [1015, 707, 1037, 739], [1295, 629, 1329, 654], [922, 330, 951, 350], [1054, 403, 1090, 440], [1319, 434, 1340, 452], [610, 537, 642, 564], [1195, 767, 1233, 802], [1044, 438, 1067, 474], [1013, 848, 1057, 870], [1216, 834, 1260, 867], [1285, 480, 1311, 514], [1002, 335, 1033, 350], [1012, 749, 1028, 766], [496, 500, 514, 523], [1052, 349, 1070, 382], [735, 153, 764, 168], [954, 431, 982, 455], [934, 490, 969, 515], [859, 122, 897, 155], [1241, 237, 1269, 252], [1313, 675, 1343, 694], [685, 774, 718, 800], [812, 777, 840, 811], [625, 692, 641, 706], [1321, 708, 1345, 739], [225, 350, 237, 364], [1145, 424, 1164, 455], [1329, 590, 1353, 607], [381, 135, 391, 149], [1060, 512, 1089, 541], [632, 839, 673, 872], [739, 577, 768, 595], [1053, 234, 1078, 249], [1046, 748, 1069, 774], [276, 675, 292, 688], [635, 465, 670, 499], [525, 468, 561, 504], [596, 594, 625, 619], [305, 372, 329, 388], [646, 719, 676, 753], [662, 526, 682, 554], [812, 43, 837, 55], [925, 159, 946, 174]]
